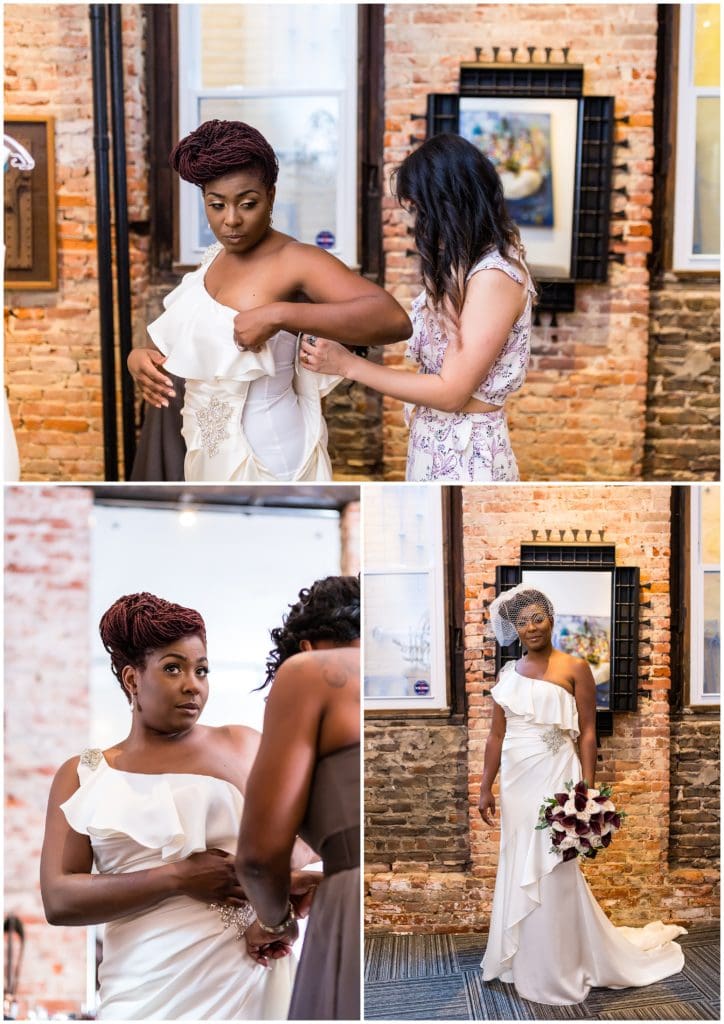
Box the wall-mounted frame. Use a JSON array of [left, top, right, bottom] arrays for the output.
[[427, 62, 615, 311], [4, 115, 58, 291], [494, 544, 639, 737]]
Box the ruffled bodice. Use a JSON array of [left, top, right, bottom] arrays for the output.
[[406, 248, 534, 407], [491, 664, 580, 745], [145, 247, 341, 482], [61, 751, 243, 872], [59, 751, 294, 1020]]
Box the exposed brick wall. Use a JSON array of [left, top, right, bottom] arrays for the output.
[[645, 277, 721, 480], [4, 485, 93, 1014], [366, 484, 719, 932], [381, 4, 658, 481], [669, 712, 720, 868], [365, 724, 470, 872], [4, 4, 149, 481]]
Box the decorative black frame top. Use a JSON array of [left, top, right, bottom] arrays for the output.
[[494, 544, 639, 737], [427, 62, 615, 312]]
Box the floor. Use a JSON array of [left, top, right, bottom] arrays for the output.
[[364, 926, 720, 1020]]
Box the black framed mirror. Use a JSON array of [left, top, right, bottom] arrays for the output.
[[494, 544, 639, 736], [426, 62, 615, 312]]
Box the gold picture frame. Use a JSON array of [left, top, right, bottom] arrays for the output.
[[4, 115, 58, 291]]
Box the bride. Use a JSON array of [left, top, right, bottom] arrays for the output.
[[128, 119, 411, 482], [39, 593, 317, 1020], [478, 584, 686, 1005]]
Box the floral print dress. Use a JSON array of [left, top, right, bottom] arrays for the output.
[[405, 249, 534, 482]]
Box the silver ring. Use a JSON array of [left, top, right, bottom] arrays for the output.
[[307, 335, 317, 346]]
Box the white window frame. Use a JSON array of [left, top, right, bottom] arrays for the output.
[[363, 487, 449, 712], [177, 4, 358, 268], [672, 4, 720, 271], [689, 486, 720, 705]]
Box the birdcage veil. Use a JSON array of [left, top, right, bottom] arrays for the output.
[[488, 583, 555, 647]]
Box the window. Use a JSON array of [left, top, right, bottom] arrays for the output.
[[673, 4, 720, 271], [363, 485, 451, 712], [177, 4, 358, 267], [690, 485, 720, 704]]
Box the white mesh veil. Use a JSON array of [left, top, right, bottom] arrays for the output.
[[488, 583, 555, 647]]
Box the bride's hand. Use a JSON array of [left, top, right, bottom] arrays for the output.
[[127, 348, 175, 408], [232, 305, 280, 353], [478, 789, 496, 827], [299, 334, 352, 376], [174, 848, 247, 905]]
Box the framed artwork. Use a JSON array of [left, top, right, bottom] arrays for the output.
[[4, 115, 58, 290], [459, 96, 578, 278], [426, 62, 615, 309], [495, 544, 640, 735]]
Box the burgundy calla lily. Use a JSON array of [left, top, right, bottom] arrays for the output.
[[562, 847, 578, 862], [574, 791, 588, 812], [601, 832, 612, 848], [554, 793, 568, 806]]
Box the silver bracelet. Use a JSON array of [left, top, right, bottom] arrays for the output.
[[257, 901, 296, 935]]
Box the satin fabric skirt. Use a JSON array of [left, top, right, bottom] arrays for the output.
[[482, 719, 686, 1005]]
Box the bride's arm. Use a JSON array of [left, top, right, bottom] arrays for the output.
[[478, 700, 507, 825], [300, 269, 525, 413], [232, 243, 412, 349], [40, 758, 244, 926], [572, 661, 598, 785]]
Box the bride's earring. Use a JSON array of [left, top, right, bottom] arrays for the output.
[[268, 210, 273, 227], [129, 693, 135, 712]]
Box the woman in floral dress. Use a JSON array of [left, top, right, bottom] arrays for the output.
[[301, 133, 535, 481]]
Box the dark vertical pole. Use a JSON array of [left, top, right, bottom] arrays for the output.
[[108, 4, 136, 477], [90, 4, 119, 480]]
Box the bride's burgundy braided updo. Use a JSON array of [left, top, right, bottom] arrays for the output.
[[261, 576, 360, 690], [170, 119, 279, 191], [99, 593, 207, 702]]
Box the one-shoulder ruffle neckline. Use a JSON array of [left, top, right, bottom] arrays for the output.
[[491, 666, 580, 739], [60, 751, 243, 861]]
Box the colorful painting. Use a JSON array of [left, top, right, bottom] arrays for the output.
[[554, 615, 611, 709], [460, 108, 554, 227]]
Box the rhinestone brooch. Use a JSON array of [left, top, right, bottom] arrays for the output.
[[541, 726, 566, 754], [208, 901, 256, 940], [80, 748, 103, 771], [196, 396, 233, 458]]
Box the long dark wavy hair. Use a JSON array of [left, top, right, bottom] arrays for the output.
[[393, 133, 529, 318], [260, 576, 360, 689]]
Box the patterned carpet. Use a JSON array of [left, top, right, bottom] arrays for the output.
[[364, 927, 720, 1020]]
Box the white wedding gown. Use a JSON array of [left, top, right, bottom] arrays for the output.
[[147, 245, 341, 482], [61, 750, 295, 1020], [482, 664, 686, 1005]]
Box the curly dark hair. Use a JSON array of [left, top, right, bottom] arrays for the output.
[[99, 592, 207, 703], [393, 133, 531, 318], [261, 576, 360, 689], [170, 119, 279, 191]]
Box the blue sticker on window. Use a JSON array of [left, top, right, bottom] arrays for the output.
[[413, 679, 430, 696], [315, 230, 336, 250]]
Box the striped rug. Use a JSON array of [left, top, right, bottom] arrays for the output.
[[364, 927, 719, 1020]]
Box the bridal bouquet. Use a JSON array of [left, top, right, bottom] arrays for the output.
[[536, 780, 625, 862]]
